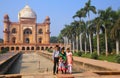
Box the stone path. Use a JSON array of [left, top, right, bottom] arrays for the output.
[[2, 52, 120, 78], [0, 52, 18, 64], [73, 56, 120, 71]]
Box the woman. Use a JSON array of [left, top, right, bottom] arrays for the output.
[[66, 48, 73, 74], [59, 48, 67, 74]]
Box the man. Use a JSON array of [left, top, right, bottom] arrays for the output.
[[52, 45, 60, 75]]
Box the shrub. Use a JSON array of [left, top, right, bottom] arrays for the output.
[[47, 48, 53, 53], [0, 48, 8, 54], [91, 52, 98, 60], [115, 55, 120, 63], [73, 52, 78, 56], [77, 51, 82, 56]]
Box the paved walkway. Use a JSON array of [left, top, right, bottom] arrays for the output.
[[0, 52, 18, 64], [74, 56, 120, 71], [1, 52, 120, 78]]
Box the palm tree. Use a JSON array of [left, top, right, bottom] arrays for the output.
[[111, 18, 120, 54], [71, 21, 80, 51], [58, 33, 64, 43], [88, 20, 96, 54], [84, 0, 97, 20], [61, 24, 75, 52], [73, 8, 86, 52], [84, 0, 96, 53], [111, 15, 120, 54], [93, 17, 103, 56], [82, 21, 88, 54], [98, 7, 114, 56], [79, 20, 86, 52]]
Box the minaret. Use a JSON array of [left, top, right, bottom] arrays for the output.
[[44, 16, 50, 44], [3, 14, 10, 44]]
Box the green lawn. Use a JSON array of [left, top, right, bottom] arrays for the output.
[[99, 55, 116, 62], [73, 52, 118, 63]]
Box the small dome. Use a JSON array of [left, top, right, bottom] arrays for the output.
[[4, 14, 9, 19], [45, 16, 50, 20], [18, 5, 36, 19]]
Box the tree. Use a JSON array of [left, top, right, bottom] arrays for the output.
[[0, 38, 3, 43], [73, 8, 86, 52], [71, 21, 80, 51], [94, 17, 103, 56], [98, 7, 114, 56], [84, 0, 97, 53], [88, 20, 96, 54], [111, 18, 120, 54], [84, 0, 97, 20], [50, 36, 58, 43], [82, 21, 88, 54], [61, 24, 75, 51], [58, 33, 64, 43]]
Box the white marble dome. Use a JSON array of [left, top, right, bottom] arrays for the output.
[[18, 5, 36, 19]]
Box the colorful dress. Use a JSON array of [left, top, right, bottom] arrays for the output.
[[59, 52, 66, 62], [66, 52, 73, 73], [59, 52, 67, 70], [58, 58, 65, 71]]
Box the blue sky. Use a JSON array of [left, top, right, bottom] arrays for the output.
[[0, 0, 120, 38]]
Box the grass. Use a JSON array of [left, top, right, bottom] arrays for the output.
[[73, 52, 79, 56], [73, 52, 117, 63], [82, 53, 91, 58], [99, 54, 116, 62]]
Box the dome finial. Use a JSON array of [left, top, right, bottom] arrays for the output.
[[25, 0, 28, 5], [18, 5, 37, 20], [45, 16, 50, 21]]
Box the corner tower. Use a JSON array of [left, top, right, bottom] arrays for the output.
[[3, 14, 10, 44]]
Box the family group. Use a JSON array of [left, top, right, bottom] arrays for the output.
[[52, 45, 73, 75]]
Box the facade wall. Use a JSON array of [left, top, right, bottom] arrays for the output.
[[3, 19, 50, 45]]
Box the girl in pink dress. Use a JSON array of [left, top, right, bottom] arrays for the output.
[[58, 56, 65, 73], [66, 48, 73, 74]]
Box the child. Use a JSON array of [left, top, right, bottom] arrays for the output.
[[58, 56, 65, 73], [66, 48, 73, 74]]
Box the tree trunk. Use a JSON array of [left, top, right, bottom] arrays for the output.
[[85, 40, 87, 54], [89, 34, 92, 54], [69, 39, 72, 51], [80, 34, 83, 51], [67, 37, 69, 45], [76, 36, 78, 52], [63, 37, 66, 48], [97, 32, 100, 56], [116, 39, 119, 55], [105, 29, 108, 56], [72, 40, 75, 53], [91, 34, 94, 52]]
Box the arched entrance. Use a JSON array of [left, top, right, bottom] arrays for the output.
[[1, 47, 4, 50], [25, 38, 30, 43], [16, 47, 19, 50], [23, 28, 32, 44], [31, 47, 34, 50], [36, 47, 40, 50], [22, 47, 25, 50], [41, 47, 44, 50], [11, 47, 14, 50], [26, 47, 30, 50], [12, 37, 16, 43]]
